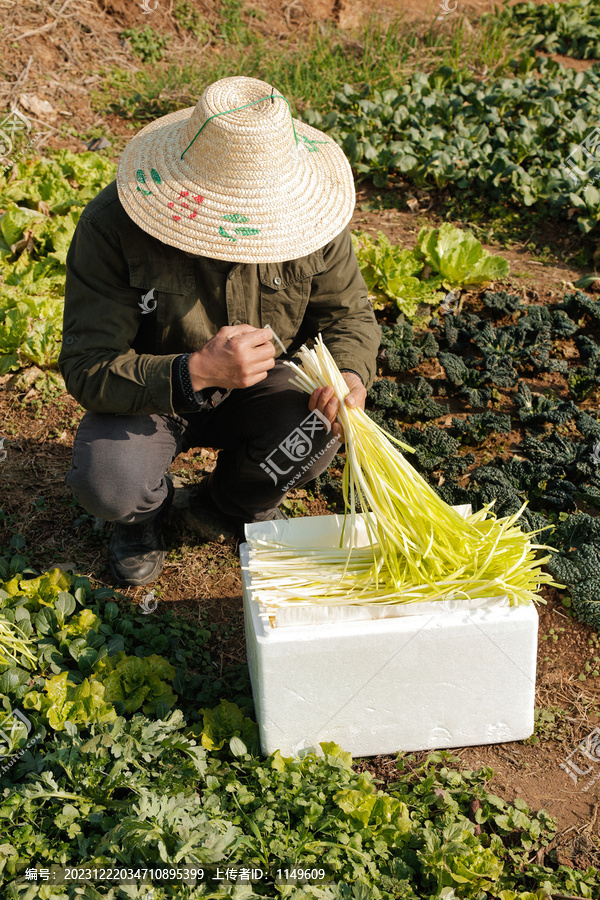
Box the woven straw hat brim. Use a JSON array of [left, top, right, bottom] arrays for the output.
[[117, 106, 355, 264]]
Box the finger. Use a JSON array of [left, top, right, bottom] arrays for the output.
[[234, 326, 275, 347], [244, 355, 276, 375], [344, 388, 364, 408], [319, 385, 335, 404], [243, 368, 270, 387], [308, 387, 322, 412], [318, 392, 339, 425], [344, 383, 366, 409], [245, 341, 276, 362]]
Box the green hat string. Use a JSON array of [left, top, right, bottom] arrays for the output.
[[180, 93, 298, 161]]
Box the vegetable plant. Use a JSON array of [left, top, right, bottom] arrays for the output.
[[352, 226, 509, 317], [0, 545, 598, 897], [415, 223, 510, 290], [0, 151, 116, 375]]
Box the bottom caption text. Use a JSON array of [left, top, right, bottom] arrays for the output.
[[20, 865, 333, 887]]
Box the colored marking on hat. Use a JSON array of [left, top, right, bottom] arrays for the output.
[[300, 134, 329, 152], [168, 202, 175, 208], [136, 186, 152, 196], [219, 225, 236, 242], [136, 169, 146, 184], [190, 211, 197, 219], [235, 227, 260, 236], [180, 93, 298, 159], [181, 202, 189, 208], [180, 191, 189, 197], [150, 168, 161, 184], [172, 215, 181, 221], [193, 195, 204, 203], [223, 213, 249, 223]]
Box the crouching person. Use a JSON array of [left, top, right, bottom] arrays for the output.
[[59, 76, 381, 587]]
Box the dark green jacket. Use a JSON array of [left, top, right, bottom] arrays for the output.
[[59, 181, 381, 415]]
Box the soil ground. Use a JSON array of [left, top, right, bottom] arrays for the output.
[[2, 0, 600, 877]]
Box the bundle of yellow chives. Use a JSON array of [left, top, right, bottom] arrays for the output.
[[245, 336, 561, 614]]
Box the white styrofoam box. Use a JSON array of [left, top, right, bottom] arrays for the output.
[[240, 513, 539, 758]]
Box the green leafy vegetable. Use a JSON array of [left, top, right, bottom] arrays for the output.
[[415, 222, 510, 290], [352, 230, 444, 316], [200, 697, 259, 753], [0, 150, 116, 374], [24, 670, 117, 731], [93, 651, 177, 715]]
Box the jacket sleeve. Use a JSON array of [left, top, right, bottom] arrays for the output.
[[59, 213, 177, 415], [304, 227, 381, 389]]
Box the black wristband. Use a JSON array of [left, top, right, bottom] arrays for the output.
[[180, 353, 198, 405], [172, 354, 231, 413], [340, 368, 364, 384], [172, 353, 205, 412]]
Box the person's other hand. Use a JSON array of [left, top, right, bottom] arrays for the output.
[[308, 372, 366, 442], [189, 325, 276, 391]]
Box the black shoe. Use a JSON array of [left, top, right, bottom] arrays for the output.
[[173, 475, 288, 542], [171, 476, 238, 543], [249, 507, 289, 524], [225, 491, 289, 539], [109, 478, 174, 586]]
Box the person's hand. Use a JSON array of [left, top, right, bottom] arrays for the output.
[[189, 325, 276, 391], [308, 372, 366, 442]]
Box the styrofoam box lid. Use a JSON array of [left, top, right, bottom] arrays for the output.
[[242, 506, 512, 628]]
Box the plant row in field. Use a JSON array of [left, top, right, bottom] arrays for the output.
[[0, 545, 598, 899], [489, 0, 600, 60], [302, 57, 600, 233]]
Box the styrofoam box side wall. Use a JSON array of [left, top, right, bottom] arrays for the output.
[[241, 545, 538, 758]]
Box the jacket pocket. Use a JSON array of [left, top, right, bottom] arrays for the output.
[[259, 253, 325, 343], [129, 258, 196, 296], [128, 257, 202, 353]]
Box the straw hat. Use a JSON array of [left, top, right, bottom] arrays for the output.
[[116, 76, 355, 264]]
